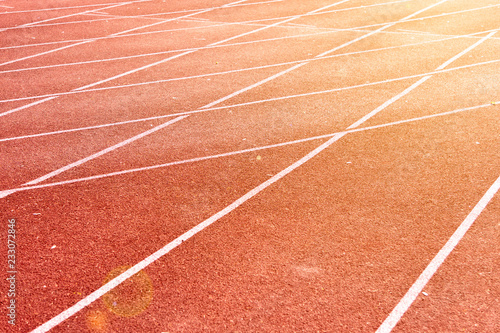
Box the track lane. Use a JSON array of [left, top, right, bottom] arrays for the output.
[[1, 1, 499, 332]]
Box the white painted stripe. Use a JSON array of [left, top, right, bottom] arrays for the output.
[[0, 97, 57, 118], [436, 31, 498, 70], [191, 58, 500, 118], [394, 28, 500, 41], [0, 1, 144, 32], [372, 30, 500, 333], [1, 101, 496, 198], [3, 0, 494, 52], [28, 5, 492, 329], [0, 2, 280, 118], [319, 0, 454, 58], [0, 0, 356, 119], [0, 1, 414, 51], [344, 30, 496, 128], [25, 132, 334, 333], [4, 0, 276, 27], [73, 50, 196, 91], [5, 21, 474, 75], [194, 58, 499, 112], [2, 55, 498, 129], [0, 7, 214, 68], [225, 0, 283, 6], [0, 0, 248, 68], [22, 115, 188, 186], [69, 0, 403, 26], [222, 0, 249, 7], [376, 175, 500, 333], [22, 92, 437, 332], [0, 40, 93, 68], [201, 0, 451, 108], [23, 0, 500, 35], [208, 0, 354, 47], [0, 1, 141, 15], [2, 23, 496, 80], [0, 0, 272, 22], [201, 62, 307, 108], [347, 76, 432, 129]]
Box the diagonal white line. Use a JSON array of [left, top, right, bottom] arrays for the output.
[[1, 101, 497, 198], [208, 0, 353, 47], [3, 0, 496, 53], [8, 15, 477, 76], [0, 23, 496, 79], [73, 51, 195, 91], [0, 0, 354, 119], [0, 0, 413, 51], [0, 0, 283, 30], [28, 3, 494, 332], [23, 116, 188, 186], [375, 175, 500, 333], [0, 0, 148, 32], [200, 0, 451, 109], [2, 55, 499, 142], [0, 1, 141, 15], [222, 0, 250, 7], [371, 34, 500, 333], [349, 30, 497, 129], [0, 0, 244, 68], [1, 0, 361, 201]]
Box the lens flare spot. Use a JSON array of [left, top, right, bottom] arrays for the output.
[[102, 266, 153, 317], [86, 309, 107, 331]]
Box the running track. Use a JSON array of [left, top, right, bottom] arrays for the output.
[[1, 0, 499, 332]]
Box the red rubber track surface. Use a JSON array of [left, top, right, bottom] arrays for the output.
[[0, 0, 499, 332]]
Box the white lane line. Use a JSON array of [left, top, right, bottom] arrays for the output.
[[2, 55, 499, 138], [225, 0, 283, 6], [27, 7, 493, 330], [0, 1, 363, 200], [0, 0, 245, 68], [0, 1, 147, 32], [222, 0, 250, 7], [200, 0, 451, 109], [27, 0, 500, 34], [33, 1, 281, 25], [23, 115, 188, 186], [201, 62, 308, 108], [0, 0, 357, 120], [338, 31, 497, 127], [0, 1, 141, 15], [1, 2, 369, 202], [208, 0, 354, 47], [3, 0, 493, 52], [12, 0, 332, 30], [436, 32, 497, 70], [0, 1, 407, 50], [0, 0, 265, 26], [6, 0, 389, 30], [0, 0, 264, 118], [22, 111, 418, 333], [0, 97, 58, 118], [74, 50, 196, 92], [346, 30, 496, 128], [1, 25, 495, 76], [0, 29, 386, 73], [395, 28, 500, 41], [376, 174, 500, 333], [0, 1, 353, 93], [1, 101, 497, 197]]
